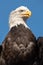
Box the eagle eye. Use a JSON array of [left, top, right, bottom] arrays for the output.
[[19, 10, 24, 12]]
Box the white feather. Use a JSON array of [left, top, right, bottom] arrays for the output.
[[9, 6, 30, 29]]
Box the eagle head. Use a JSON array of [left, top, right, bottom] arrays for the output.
[[9, 6, 32, 29]]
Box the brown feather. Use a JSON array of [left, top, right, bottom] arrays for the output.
[[2, 24, 37, 65]]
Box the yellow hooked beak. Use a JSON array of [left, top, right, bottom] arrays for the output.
[[21, 10, 32, 18]]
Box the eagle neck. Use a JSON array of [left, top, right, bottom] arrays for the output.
[[9, 17, 30, 29]]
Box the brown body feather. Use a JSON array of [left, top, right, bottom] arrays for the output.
[[33, 37, 43, 65], [0, 45, 6, 65], [2, 24, 37, 65]]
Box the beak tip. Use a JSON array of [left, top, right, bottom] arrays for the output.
[[29, 11, 32, 16]]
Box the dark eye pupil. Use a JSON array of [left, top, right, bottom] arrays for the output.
[[20, 10, 23, 12]]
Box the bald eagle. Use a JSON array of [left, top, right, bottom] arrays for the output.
[[0, 45, 2, 54], [0, 45, 6, 65], [1, 6, 38, 65], [37, 37, 43, 65], [33, 37, 43, 65]]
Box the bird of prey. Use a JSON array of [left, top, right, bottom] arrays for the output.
[[1, 6, 38, 65], [0, 45, 6, 65], [33, 37, 43, 65]]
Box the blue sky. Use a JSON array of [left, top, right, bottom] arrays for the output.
[[0, 0, 43, 43]]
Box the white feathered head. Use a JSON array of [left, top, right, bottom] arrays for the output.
[[9, 6, 32, 29]]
